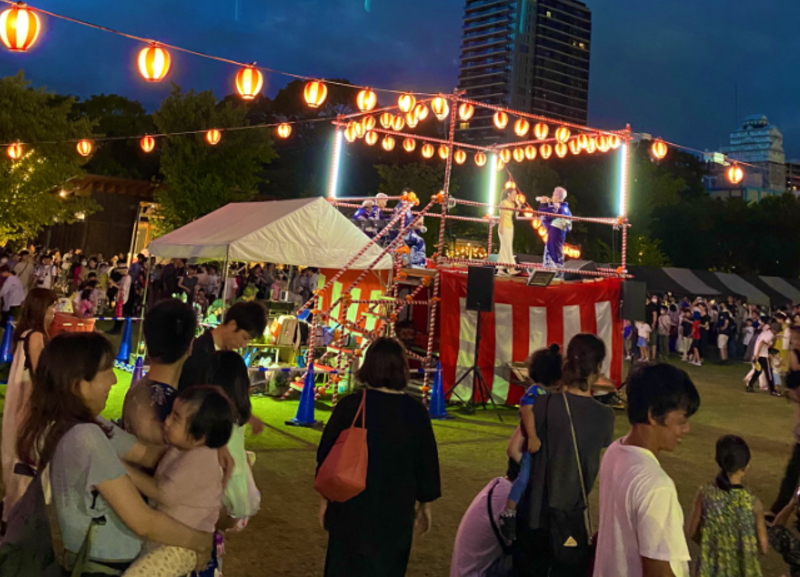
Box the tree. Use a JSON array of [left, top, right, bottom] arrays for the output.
[[152, 85, 276, 232], [0, 73, 98, 245], [72, 94, 158, 180], [627, 234, 672, 267]]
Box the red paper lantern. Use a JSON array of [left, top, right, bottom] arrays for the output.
[[493, 111, 509, 130], [454, 149, 467, 165], [303, 81, 328, 108], [365, 131, 378, 146], [356, 88, 377, 112], [533, 123, 549, 140], [525, 145, 537, 161], [0, 3, 41, 52], [727, 164, 745, 184], [651, 138, 668, 160], [513, 148, 525, 163], [438, 145, 449, 160], [414, 103, 429, 121], [398, 93, 416, 114], [514, 118, 530, 137], [140, 135, 156, 153], [421, 143, 435, 159], [540, 143, 552, 160], [403, 138, 416, 152], [235, 66, 264, 100], [475, 152, 487, 167], [555, 142, 568, 158], [76, 139, 94, 157], [458, 103, 474, 122], [555, 126, 571, 144], [382, 136, 396, 152], [362, 115, 376, 132], [138, 43, 171, 82], [380, 112, 393, 129], [431, 97, 449, 121]]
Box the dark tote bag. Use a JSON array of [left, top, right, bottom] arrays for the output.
[[544, 393, 596, 573]]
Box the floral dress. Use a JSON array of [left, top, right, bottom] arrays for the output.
[[697, 483, 762, 577]]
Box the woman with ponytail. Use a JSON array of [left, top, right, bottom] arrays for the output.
[[513, 334, 615, 577], [688, 435, 768, 576]]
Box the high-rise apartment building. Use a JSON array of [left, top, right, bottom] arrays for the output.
[[456, 0, 592, 143]]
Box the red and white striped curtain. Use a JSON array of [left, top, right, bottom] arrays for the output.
[[439, 271, 623, 405]]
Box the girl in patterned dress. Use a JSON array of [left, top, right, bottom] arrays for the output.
[[687, 435, 768, 577]]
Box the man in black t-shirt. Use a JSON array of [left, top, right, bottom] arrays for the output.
[[645, 296, 660, 360]]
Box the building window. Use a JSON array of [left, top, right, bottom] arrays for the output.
[[546, 10, 552, 18], [460, 122, 470, 130]]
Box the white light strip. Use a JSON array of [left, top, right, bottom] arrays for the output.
[[328, 129, 344, 198], [618, 143, 629, 216], [488, 153, 498, 214]]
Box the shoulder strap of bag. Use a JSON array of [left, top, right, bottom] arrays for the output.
[[562, 392, 593, 537], [350, 389, 367, 428], [486, 479, 512, 555]]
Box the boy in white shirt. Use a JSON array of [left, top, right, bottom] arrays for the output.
[[635, 321, 652, 362], [593, 364, 700, 577]]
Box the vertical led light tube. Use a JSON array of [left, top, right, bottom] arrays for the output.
[[618, 142, 629, 216], [327, 128, 344, 198], [487, 153, 498, 214]]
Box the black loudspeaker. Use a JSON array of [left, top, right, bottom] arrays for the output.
[[622, 281, 647, 321], [562, 260, 598, 281], [466, 266, 494, 312]]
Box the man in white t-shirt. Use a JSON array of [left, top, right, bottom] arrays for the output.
[[747, 317, 777, 395], [594, 363, 700, 577], [450, 460, 518, 577]]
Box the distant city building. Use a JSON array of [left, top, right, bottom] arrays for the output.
[[786, 160, 800, 194], [456, 0, 592, 143], [706, 115, 788, 202]]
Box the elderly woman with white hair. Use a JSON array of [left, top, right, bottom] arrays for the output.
[[536, 186, 573, 278]]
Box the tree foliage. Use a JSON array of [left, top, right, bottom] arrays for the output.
[[0, 73, 99, 246], [152, 85, 276, 232]]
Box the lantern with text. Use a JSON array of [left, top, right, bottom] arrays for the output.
[[235, 66, 263, 100], [6, 142, 23, 160], [403, 138, 416, 152], [555, 142, 568, 158], [365, 131, 378, 146], [140, 135, 156, 153], [525, 145, 537, 161], [398, 93, 416, 114], [493, 111, 508, 130], [138, 43, 171, 82], [454, 149, 467, 165], [458, 103, 474, 122], [382, 136, 396, 152], [76, 139, 94, 157], [555, 126, 571, 144], [651, 138, 668, 160], [513, 148, 525, 163], [356, 88, 377, 112], [431, 97, 449, 121], [303, 81, 327, 108], [438, 145, 449, 160], [421, 143, 435, 159], [727, 164, 745, 185], [475, 152, 487, 167], [514, 118, 530, 137], [277, 123, 292, 139], [414, 103, 429, 122], [540, 143, 552, 160], [533, 122, 549, 140], [1, 3, 41, 52], [380, 112, 393, 129], [206, 129, 221, 146]]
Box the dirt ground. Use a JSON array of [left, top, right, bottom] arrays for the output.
[[2, 356, 797, 576]]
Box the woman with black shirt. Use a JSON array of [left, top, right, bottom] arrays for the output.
[[513, 334, 615, 577], [699, 303, 711, 361], [317, 338, 441, 577]]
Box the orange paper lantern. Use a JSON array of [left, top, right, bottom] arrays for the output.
[[495, 157, 505, 172], [235, 66, 264, 100], [380, 112, 393, 129], [421, 143, 435, 158], [0, 3, 41, 52], [438, 145, 449, 160], [414, 103, 429, 121], [513, 148, 525, 163], [206, 129, 221, 146], [398, 93, 416, 113], [597, 136, 610, 153], [140, 135, 156, 153], [6, 142, 23, 160], [500, 148, 512, 163], [365, 131, 378, 146], [431, 97, 449, 121], [361, 115, 375, 132], [303, 80, 328, 108], [514, 118, 530, 137], [493, 111, 509, 130], [458, 103, 474, 122], [475, 152, 487, 167], [356, 88, 377, 112], [403, 138, 416, 152], [568, 139, 581, 155], [405, 112, 419, 128], [382, 136, 396, 152], [540, 143, 552, 160], [555, 126, 571, 144], [555, 142, 568, 158], [533, 122, 549, 140], [76, 139, 94, 157], [585, 137, 597, 154], [276, 123, 292, 139], [651, 138, 668, 160], [525, 145, 537, 161], [138, 43, 171, 82], [727, 164, 744, 184], [609, 134, 622, 149], [578, 133, 590, 149], [392, 114, 405, 132], [344, 124, 357, 143], [454, 149, 467, 165]]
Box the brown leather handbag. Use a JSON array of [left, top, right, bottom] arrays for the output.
[[315, 389, 368, 502]]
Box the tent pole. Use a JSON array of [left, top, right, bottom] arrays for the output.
[[221, 249, 231, 317]]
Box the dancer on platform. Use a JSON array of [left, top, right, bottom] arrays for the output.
[[353, 199, 382, 238], [392, 188, 427, 268], [497, 187, 520, 277], [537, 187, 572, 278]]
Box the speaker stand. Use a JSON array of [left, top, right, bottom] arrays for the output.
[[444, 311, 504, 422]]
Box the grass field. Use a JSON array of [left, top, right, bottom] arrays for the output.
[[2, 357, 797, 576]]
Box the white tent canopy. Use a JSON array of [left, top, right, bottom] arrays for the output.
[[147, 197, 393, 269]]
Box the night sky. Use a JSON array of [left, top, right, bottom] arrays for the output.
[[2, 0, 799, 157]]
